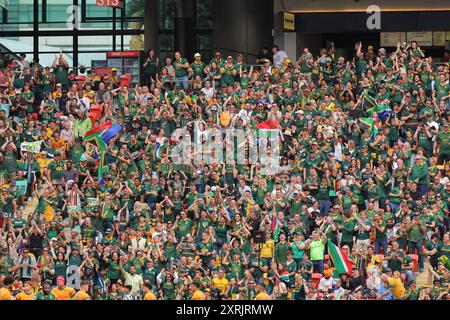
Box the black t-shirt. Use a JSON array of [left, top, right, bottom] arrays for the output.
[[349, 275, 365, 290], [257, 53, 273, 63], [29, 233, 43, 249], [348, 108, 362, 120], [247, 217, 261, 237]]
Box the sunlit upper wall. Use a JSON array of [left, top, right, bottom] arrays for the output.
[[276, 0, 450, 13]]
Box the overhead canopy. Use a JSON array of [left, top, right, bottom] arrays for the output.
[[0, 37, 74, 67], [280, 0, 450, 13]]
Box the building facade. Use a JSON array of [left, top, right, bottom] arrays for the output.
[[1, 0, 450, 69]]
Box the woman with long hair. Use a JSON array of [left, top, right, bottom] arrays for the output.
[[142, 49, 159, 89]]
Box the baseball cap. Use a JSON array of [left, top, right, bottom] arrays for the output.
[[194, 53, 201, 58], [111, 67, 118, 72]]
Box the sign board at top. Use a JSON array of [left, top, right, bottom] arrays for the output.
[[406, 32, 433, 47], [96, 0, 123, 9], [107, 51, 140, 58], [283, 12, 295, 31]]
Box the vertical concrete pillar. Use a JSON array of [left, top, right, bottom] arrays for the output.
[[144, 0, 160, 54]]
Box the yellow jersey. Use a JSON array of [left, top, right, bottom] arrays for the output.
[[260, 240, 275, 258], [255, 292, 272, 300], [389, 277, 406, 299], [144, 291, 157, 300], [192, 290, 206, 300], [15, 291, 35, 301], [0, 287, 12, 300], [212, 277, 229, 293], [51, 286, 76, 300], [73, 290, 90, 300]]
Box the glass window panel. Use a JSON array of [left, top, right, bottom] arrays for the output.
[[78, 51, 109, 69], [196, 33, 212, 51], [78, 20, 113, 29], [6, 0, 34, 24], [126, 0, 144, 18], [85, 0, 113, 18], [159, 0, 174, 30], [196, 0, 212, 29], [114, 35, 134, 51], [38, 36, 73, 53], [37, 36, 73, 68], [46, 0, 73, 23], [78, 35, 113, 52], [160, 33, 173, 51]]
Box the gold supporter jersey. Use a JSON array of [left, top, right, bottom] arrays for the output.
[[0, 287, 12, 300], [51, 286, 76, 300], [73, 289, 90, 300], [255, 292, 272, 300], [192, 290, 206, 300], [212, 277, 229, 293], [144, 291, 157, 300], [15, 291, 35, 300]]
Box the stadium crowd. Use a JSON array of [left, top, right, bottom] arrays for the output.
[[0, 41, 449, 300]]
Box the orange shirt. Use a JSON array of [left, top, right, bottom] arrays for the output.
[[0, 287, 12, 300], [192, 290, 206, 300], [50, 137, 66, 152], [144, 291, 157, 300], [51, 286, 76, 300], [15, 291, 35, 300], [73, 289, 90, 300], [255, 292, 272, 300]]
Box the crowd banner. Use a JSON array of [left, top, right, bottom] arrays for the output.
[[20, 140, 43, 154], [67, 205, 81, 214], [87, 197, 99, 206], [15, 180, 28, 196]]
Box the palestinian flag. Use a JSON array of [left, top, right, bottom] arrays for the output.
[[361, 92, 378, 116], [328, 241, 353, 276], [377, 103, 393, 122], [359, 117, 379, 139], [155, 141, 168, 159]]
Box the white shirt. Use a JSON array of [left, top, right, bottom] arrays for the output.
[[273, 50, 288, 67], [201, 87, 215, 100], [426, 120, 439, 141], [131, 237, 147, 251], [318, 277, 337, 291]]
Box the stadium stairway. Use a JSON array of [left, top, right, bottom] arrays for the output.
[[415, 261, 430, 288], [22, 196, 39, 218]]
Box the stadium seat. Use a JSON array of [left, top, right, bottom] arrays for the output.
[[311, 273, 323, 289], [400, 273, 407, 283], [120, 74, 132, 88], [408, 254, 419, 272], [75, 75, 87, 90], [88, 104, 103, 124]]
